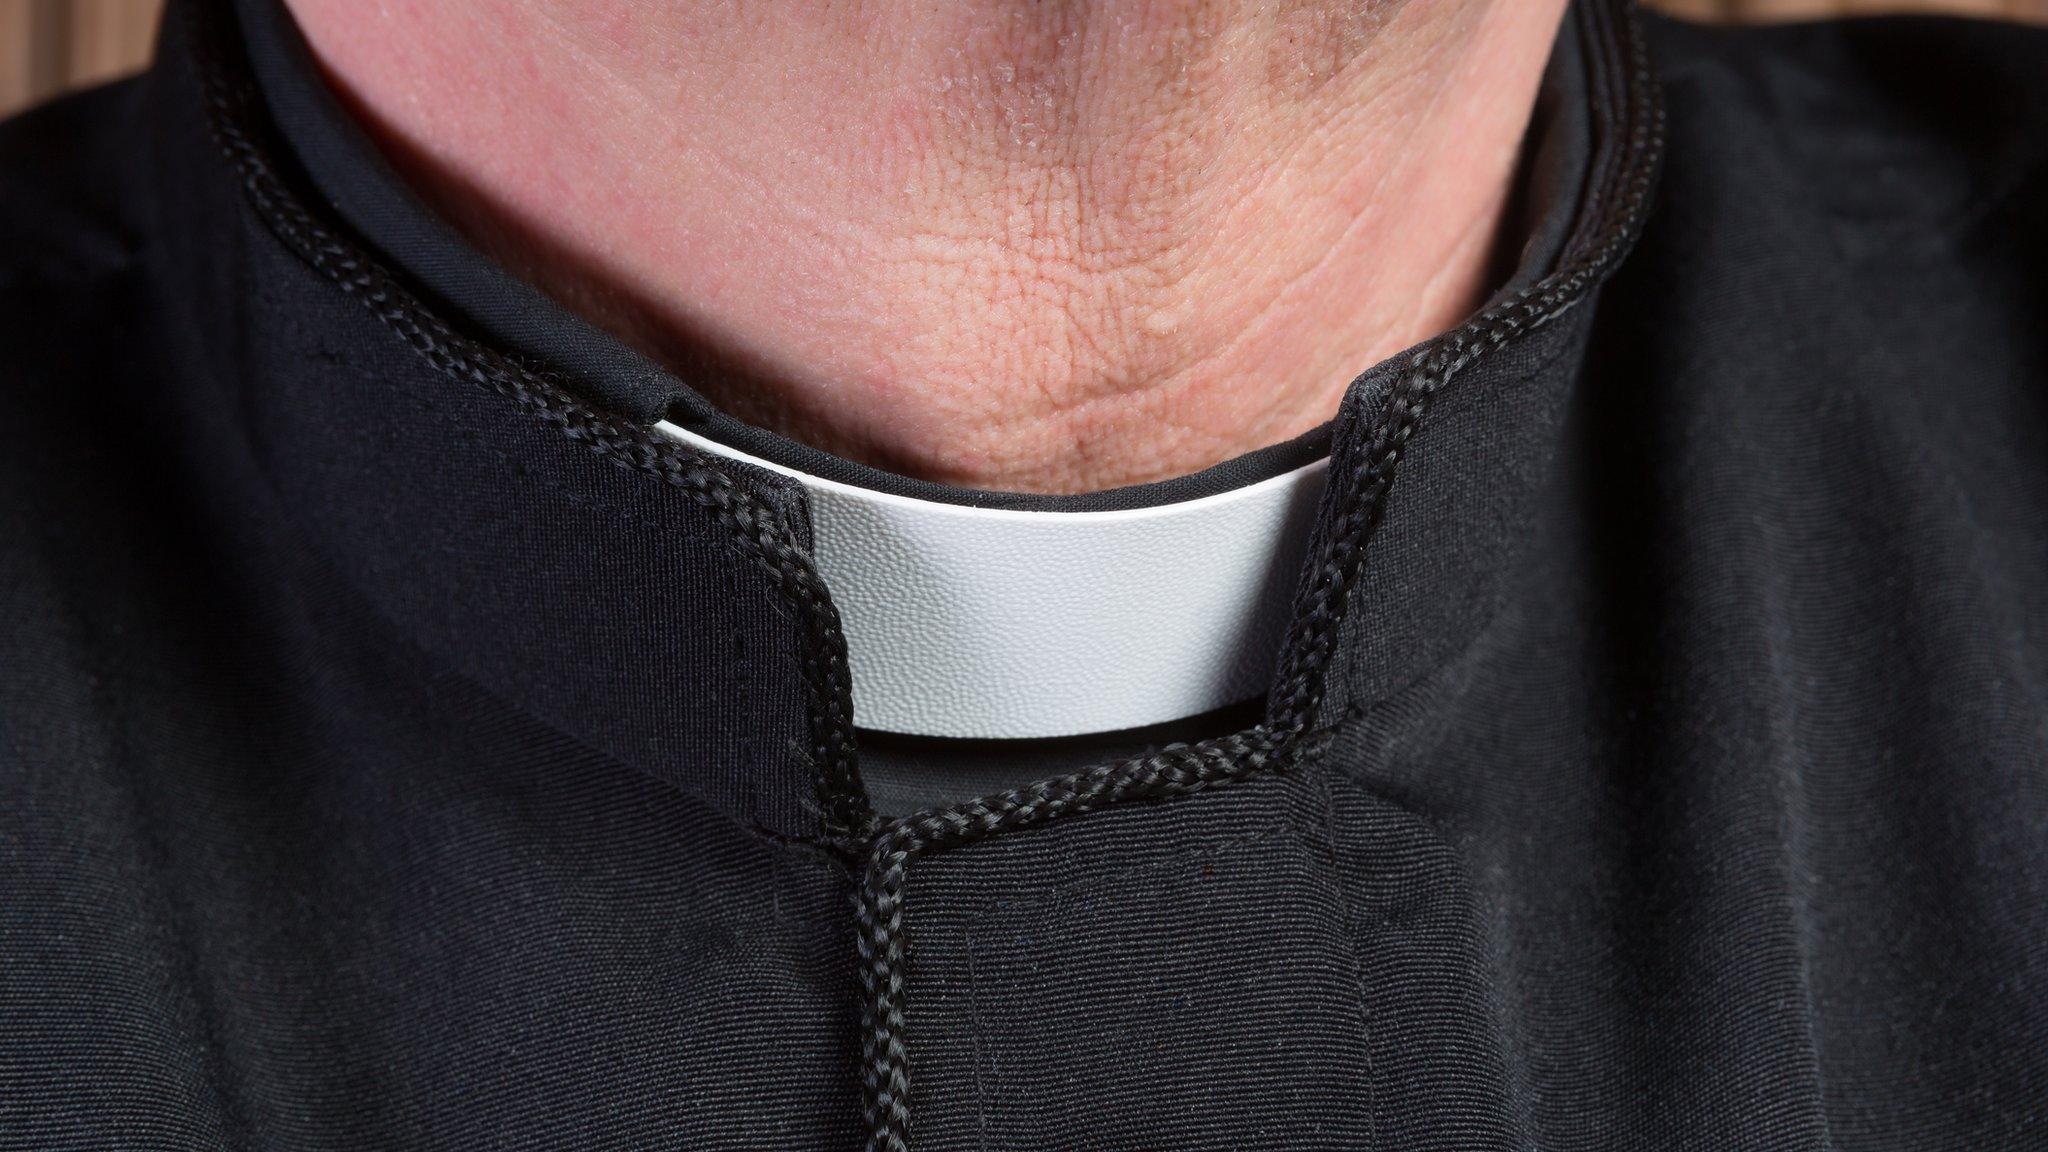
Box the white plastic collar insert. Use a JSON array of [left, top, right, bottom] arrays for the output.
[[658, 422, 1329, 740]]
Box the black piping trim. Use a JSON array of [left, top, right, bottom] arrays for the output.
[[854, 725, 1302, 1145], [179, 0, 875, 849], [850, 1, 1666, 1148]]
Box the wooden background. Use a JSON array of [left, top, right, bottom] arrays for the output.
[[4, 0, 2048, 119]]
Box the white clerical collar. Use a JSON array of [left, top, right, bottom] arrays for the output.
[[658, 422, 1329, 740]]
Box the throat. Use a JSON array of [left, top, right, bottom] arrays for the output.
[[286, 0, 1568, 492]]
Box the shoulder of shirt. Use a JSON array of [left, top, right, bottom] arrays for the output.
[[1636, 10, 2047, 259], [1642, 10, 2048, 173], [0, 78, 153, 293], [1644, 6, 2048, 82], [0, 80, 166, 631]]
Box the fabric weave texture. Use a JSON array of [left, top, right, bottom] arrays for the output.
[[0, 1, 2045, 1149]]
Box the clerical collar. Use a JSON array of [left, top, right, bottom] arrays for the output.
[[661, 423, 1330, 738], [198, 0, 1642, 834]]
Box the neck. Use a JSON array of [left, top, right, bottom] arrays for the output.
[[284, 0, 1566, 493]]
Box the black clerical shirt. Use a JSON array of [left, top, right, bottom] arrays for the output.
[[2, 1, 2045, 1149]]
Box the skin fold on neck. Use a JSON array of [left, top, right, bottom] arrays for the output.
[[284, 0, 1568, 494]]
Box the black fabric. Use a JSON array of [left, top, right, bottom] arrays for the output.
[[1, 3, 2045, 1151]]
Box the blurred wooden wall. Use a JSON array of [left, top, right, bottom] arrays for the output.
[[1, 0, 163, 117], [2, 0, 2047, 120]]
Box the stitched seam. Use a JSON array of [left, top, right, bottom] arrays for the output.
[[971, 819, 1289, 926], [853, 1, 1667, 1145], [962, 941, 993, 1152], [90, 646, 257, 1149], [180, 2, 872, 849], [1317, 755, 1384, 1152]]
